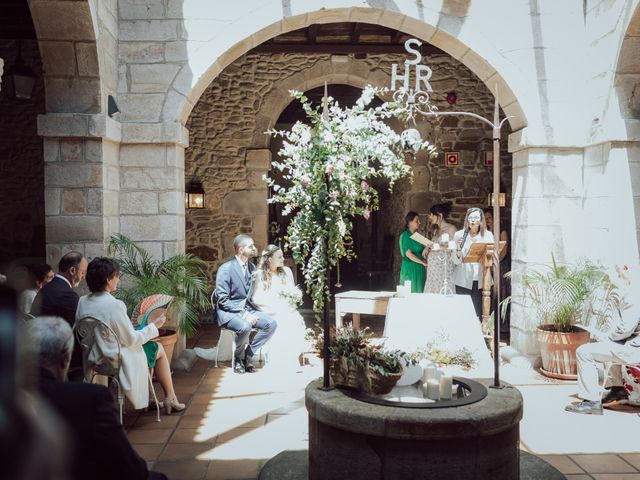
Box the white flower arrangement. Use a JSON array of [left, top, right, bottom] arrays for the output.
[[278, 283, 303, 308], [266, 85, 436, 318]]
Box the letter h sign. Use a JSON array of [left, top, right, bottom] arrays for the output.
[[391, 39, 433, 92]]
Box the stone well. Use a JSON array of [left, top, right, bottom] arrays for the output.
[[305, 378, 523, 480]]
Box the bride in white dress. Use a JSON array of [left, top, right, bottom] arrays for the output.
[[251, 245, 308, 369]]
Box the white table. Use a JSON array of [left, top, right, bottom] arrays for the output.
[[334, 290, 396, 329], [383, 293, 494, 378]]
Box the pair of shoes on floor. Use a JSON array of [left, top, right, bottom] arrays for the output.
[[164, 396, 185, 414], [602, 386, 630, 408], [565, 400, 603, 415], [233, 354, 256, 374]]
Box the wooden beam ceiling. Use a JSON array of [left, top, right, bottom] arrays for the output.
[[253, 22, 446, 56]]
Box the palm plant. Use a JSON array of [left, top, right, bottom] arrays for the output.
[[107, 234, 210, 337], [516, 254, 613, 333]]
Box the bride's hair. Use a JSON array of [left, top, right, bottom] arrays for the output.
[[256, 244, 285, 290]]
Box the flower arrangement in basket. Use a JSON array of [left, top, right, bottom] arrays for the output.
[[328, 326, 405, 394]]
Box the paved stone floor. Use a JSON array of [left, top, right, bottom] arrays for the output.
[[125, 324, 640, 480]]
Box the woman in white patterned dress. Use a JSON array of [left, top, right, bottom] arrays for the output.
[[424, 202, 457, 294], [252, 245, 307, 369]]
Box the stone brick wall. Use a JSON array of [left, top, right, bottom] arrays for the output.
[[0, 40, 46, 267], [186, 52, 512, 282]]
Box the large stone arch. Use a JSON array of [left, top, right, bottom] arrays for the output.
[[173, 7, 527, 133]]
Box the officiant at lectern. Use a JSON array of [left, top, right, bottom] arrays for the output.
[[452, 207, 494, 320]]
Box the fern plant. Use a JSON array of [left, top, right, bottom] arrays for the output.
[[107, 234, 210, 337]]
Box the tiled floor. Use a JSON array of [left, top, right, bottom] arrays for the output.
[[125, 324, 640, 480]]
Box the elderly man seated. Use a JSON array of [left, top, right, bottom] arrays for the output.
[[565, 264, 640, 415], [25, 316, 167, 480]]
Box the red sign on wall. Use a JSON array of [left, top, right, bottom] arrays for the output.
[[445, 151, 459, 167]]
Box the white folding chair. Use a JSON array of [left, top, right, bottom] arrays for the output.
[[75, 316, 161, 423]]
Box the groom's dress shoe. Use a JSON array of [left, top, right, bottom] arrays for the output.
[[243, 355, 256, 373], [234, 358, 245, 374], [602, 387, 629, 408], [565, 400, 603, 415]]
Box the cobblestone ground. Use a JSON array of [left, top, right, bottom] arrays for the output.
[[125, 324, 640, 480]]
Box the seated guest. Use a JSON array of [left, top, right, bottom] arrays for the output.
[[17, 263, 54, 321], [452, 207, 494, 320], [31, 252, 88, 379], [215, 234, 277, 374], [24, 316, 167, 480], [76, 257, 185, 413], [565, 264, 640, 414]]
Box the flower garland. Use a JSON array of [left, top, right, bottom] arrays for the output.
[[265, 85, 435, 318]]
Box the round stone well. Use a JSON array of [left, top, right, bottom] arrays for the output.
[[304, 378, 523, 480]]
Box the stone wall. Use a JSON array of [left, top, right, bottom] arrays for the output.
[[0, 39, 46, 267], [185, 52, 511, 282]]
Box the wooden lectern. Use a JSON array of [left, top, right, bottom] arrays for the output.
[[463, 241, 507, 333]]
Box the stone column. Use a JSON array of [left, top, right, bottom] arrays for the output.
[[508, 137, 640, 365], [38, 113, 122, 268]]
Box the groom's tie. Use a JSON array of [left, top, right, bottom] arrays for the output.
[[243, 263, 250, 285]]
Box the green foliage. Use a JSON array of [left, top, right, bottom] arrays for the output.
[[327, 326, 404, 376], [409, 331, 476, 369], [266, 86, 435, 318], [107, 234, 210, 337], [513, 254, 616, 333]]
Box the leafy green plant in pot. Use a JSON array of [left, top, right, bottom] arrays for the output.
[[107, 234, 210, 362], [515, 254, 612, 379], [328, 326, 404, 394]]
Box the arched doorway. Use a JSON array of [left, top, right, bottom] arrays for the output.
[[184, 22, 513, 293]]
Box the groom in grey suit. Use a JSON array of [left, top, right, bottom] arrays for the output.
[[215, 234, 277, 373]]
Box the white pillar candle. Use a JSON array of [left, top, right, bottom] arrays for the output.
[[439, 376, 453, 400], [404, 280, 411, 290], [441, 233, 450, 242], [432, 243, 440, 251], [425, 379, 440, 400], [422, 366, 437, 383], [448, 240, 456, 250]]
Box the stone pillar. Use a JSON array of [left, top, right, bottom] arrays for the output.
[[508, 137, 640, 365], [38, 113, 122, 268]]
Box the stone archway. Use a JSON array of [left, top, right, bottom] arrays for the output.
[[27, 0, 123, 265], [185, 46, 514, 284], [173, 7, 527, 133]]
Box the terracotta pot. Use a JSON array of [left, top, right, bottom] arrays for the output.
[[536, 325, 590, 380], [152, 328, 178, 365]]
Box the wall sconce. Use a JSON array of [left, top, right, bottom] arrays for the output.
[[186, 181, 205, 209], [487, 192, 506, 207], [107, 95, 120, 118], [4, 42, 37, 100]]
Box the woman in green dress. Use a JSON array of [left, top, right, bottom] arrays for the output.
[[399, 211, 428, 293]]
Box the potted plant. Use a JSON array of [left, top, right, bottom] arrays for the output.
[[515, 255, 613, 379], [107, 234, 210, 362], [328, 326, 404, 394]]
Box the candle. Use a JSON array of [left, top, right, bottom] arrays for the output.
[[404, 280, 411, 290], [441, 233, 450, 242], [432, 243, 440, 251], [448, 240, 456, 250], [439, 376, 453, 400], [425, 379, 440, 400], [422, 366, 437, 383]]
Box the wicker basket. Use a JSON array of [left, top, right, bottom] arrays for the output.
[[331, 357, 403, 395]]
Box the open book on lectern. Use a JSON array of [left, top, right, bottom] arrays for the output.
[[464, 241, 507, 263], [409, 232, 433, 247]]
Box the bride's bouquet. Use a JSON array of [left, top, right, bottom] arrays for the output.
[[279, 283, 303, 308]]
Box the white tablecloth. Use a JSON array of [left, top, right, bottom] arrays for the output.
[[383, 293, 494, 378]]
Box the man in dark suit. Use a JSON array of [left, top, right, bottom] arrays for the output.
[[215, 234, 277, 373], [31, 251, 87, 379], [31, 251, 87, 324], [25, 316, 167, 480]]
